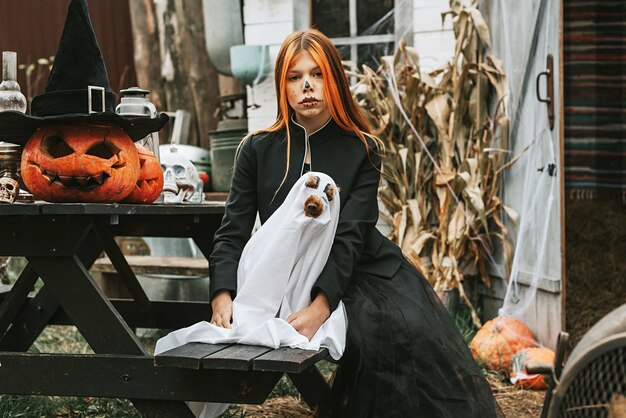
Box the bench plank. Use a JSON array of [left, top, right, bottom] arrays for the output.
[[155, 342, 231, 369], [253, 347, 329, 373], [0, 284, 12, 296], [92, 256, 208, 276], [202, 344, 273, 371], [0, 352, 281, 404]]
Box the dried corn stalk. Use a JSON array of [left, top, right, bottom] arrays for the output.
[[352, 0, 513, 326]]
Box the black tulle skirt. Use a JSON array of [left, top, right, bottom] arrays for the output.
[[317, 259, 504, 418]]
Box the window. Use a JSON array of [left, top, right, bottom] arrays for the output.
[[308, 0, 411, 71]]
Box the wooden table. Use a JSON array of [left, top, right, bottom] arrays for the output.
[[0, 201, 328, 417]]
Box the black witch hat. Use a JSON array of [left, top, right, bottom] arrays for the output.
[[0, 0, 168, 146]]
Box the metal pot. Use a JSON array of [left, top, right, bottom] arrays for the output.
[[159, 143, 211, 174]]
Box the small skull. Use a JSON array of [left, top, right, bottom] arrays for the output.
[[160, 148, 202, 204], [0, 177, 19, 204]]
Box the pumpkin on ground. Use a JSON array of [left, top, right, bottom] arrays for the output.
[[21, 124, 140, 203], [470, 316, 536, 373], [121, 144, 164, 204], [509, 347, 555, 390]]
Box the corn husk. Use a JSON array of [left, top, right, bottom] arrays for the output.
[[352, 1, 512, 327]]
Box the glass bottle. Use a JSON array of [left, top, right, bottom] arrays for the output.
[[0, 51, 27, 113], [0, 51, 30, 202]]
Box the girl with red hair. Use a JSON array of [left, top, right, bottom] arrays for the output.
[[209, 29, 502, 417]]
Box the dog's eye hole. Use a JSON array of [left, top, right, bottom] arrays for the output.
[[324, 183, 335, 201], [305, 175, 320, 189]]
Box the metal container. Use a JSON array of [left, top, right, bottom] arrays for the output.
[[116, 87, 161, 161], [209, 119, 247, 192], [0, 142, 33, 203], [202, 0, 244, 75], [159, 143, 211, 174], [0, 142, 22, 179], [230, 45, 270, 86], [136, 274, 210, 302], [139, 237, 210, 302]]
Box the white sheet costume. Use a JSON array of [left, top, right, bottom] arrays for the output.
[[155, 172, 347, 418]]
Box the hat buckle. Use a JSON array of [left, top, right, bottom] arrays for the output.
[[87, 86, 106, 114]]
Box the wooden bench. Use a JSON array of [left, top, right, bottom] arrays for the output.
[[0, 284, 12, 299], [92, 255, 209, 276], [91, 255, 209, 299], [155, 342, 332, 409]]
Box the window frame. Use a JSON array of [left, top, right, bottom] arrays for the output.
[[293, 0, 413, 69]]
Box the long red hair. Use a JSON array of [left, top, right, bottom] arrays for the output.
[[241, 29, 383, 193]]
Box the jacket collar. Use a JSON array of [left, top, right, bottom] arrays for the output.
[[287, 114, 338, 144]]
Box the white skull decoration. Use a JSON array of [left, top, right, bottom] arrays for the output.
[[0, 177, 19, 204], [160, 148, 203, 204]]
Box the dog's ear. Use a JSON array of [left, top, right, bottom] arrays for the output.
[[305, 175, 320, 189], [324, 183, 336, 201]]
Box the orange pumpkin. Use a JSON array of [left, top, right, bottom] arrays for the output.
[[121, 144, 164, 204], [470, 316, 536, 372], [509, 347, 555, 389], [21, 124, 140, 203]]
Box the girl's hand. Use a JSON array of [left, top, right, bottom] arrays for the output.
[[210, 289, 233, 328], [287, 292, 331, 340]]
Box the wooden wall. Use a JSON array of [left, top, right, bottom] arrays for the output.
[[0, 0, 136, 108]]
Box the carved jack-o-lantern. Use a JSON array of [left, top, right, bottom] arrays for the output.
[[21, 124, 140, 203], [121, 144, 164, 204]]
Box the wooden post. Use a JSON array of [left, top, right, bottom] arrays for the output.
[[150, 0, 221, 148], [128, 0, 166, 110], [130, 0, 239, 148], [174, 0, 221, 150], [153, 0, 195, 145]]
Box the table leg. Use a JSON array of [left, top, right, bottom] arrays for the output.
[[28, 255, 145, 355], [0, 264, 39, 342], [94, 224, 154, 325], [27, 255, 195, 418], [288, 366, 331, 409], [0, 228, 104, 350], [130, 399, 195, 418], [0, 285, 59, 351]]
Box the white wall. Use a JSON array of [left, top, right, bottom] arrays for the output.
[[486, 0, 563, 348], [242, 0, 293, 132], [242, 0, 456, 131], [412, 0, 456, 72]]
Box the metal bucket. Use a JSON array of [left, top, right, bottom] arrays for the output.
[[209, 119, 247, 192], [136, 274, 210, 302], [138, 237, 210, 302]]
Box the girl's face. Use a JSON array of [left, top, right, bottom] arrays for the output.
[[286, 50, 331, 127]]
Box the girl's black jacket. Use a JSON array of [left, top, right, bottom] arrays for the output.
[[208, 119, 403, 311]]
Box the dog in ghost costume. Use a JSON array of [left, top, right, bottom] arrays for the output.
[[155, 172, 347, 417], [156, 171, 346, 355]]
